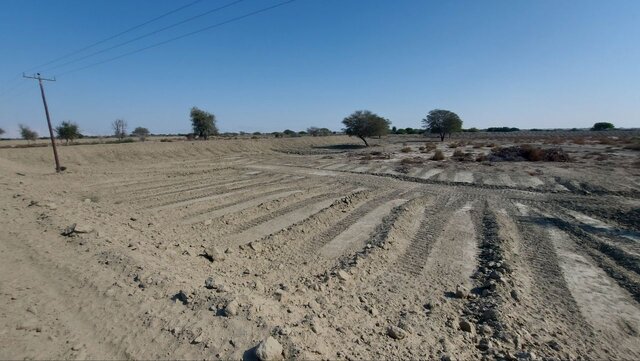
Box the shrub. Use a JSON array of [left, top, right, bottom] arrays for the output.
[[452, 149, 464, 158], [160, 138, 173, 142], [400, 146, 412, 153], [19, 124, 38, 142], [473, 142, 485, 148], [475, 153, 488, 162], [400, 157, 423, 165], [424, 143, 437, 152], [490, 145, 570, 162], [431, 149, 445, 161], [131, 126, 150, 141]]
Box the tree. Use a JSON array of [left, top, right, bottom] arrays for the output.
[[307, 127, 332, 137], [190, 107, 218, 139], [131, 126, 150, 141], [422, 109, 463, 141], [112, 119, 127, 140], [591, 122, 614, 131], [342, 110, 390, 147], [19, 124, 38, 142], [282, 129, 297, 137], [55, 121, 81, 144], [0, 128, 4, 136]]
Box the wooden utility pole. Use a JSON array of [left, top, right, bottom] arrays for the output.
[[23, 73, 62, 172]]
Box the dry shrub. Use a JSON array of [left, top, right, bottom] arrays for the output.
[[595, 154, 610, 161], [431, 149, 445, 161], [400, 146, 412, 153], [453, 149, 464, 157], [400, 157, 423, 165], [370, 151, 383, 156], [160, 138, 173, 142], [424, 143, 437, 151], [360, 154, 373, 161], [487, 142, 497, 148], [448, 142, 459, 149], [475, 153, 488, 162], [572, 137, 586, 145], [473, 142, 485, 148], [597, 137, 615, 145], [490, 145, 570, 162]]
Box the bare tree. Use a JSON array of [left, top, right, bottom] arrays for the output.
[[112, 119, 127, 140]]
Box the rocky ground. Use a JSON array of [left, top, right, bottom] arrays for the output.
[[1, 134, 639, 360]]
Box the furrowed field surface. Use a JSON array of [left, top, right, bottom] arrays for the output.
[[1, 134, 639, 360]]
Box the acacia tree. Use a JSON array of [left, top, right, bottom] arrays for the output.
[[0, 128, 4, 137], [55, 121, 81, 144], [19, 124, 38, 142], [307, 127, 332, 136], [131, 126, 150, 141], [190, 107, 217, 139], [342, 110, 390, 147], [591, 122, 614, 131], [112, 119, 127, 140], [422, 109, 463, 141]]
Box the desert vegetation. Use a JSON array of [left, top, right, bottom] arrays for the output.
[[55, 121, 81, 144], [423, 109, 463, 141], [342, 110, 390, 146], [19, 124, 38, 142]]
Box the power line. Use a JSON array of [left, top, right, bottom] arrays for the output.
[[22, 0, 205, 73], [56, 0, 297, 77], [44, 0, 245, 72]]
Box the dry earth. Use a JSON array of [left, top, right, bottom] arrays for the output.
[[1, 134, 639, 360]]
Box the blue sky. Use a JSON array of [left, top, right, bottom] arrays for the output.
[[1, 0, 639, 137]]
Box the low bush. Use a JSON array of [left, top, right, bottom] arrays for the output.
[[400, 157, 423, 165], [489, 145, 571, 162], [160, 139, 173, 142], [431, 149, 445, 161], [475, 153, 488, 162], [400, 146, 412, 153]]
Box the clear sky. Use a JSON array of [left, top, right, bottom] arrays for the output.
[[0, 0, 639, 137]]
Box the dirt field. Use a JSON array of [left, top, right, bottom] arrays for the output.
[[1, 134, 639, 360]]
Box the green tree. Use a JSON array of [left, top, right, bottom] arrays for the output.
[[422, 109, 463, 141], [591, 122, 614, 131], [307, 127, 332, 136], [0, 128, 4, 136], [342, 110, 390, 147], [55, 121, 81, 144], [131, 126, 150, 141], [283, 129, 297, 137], [190, 107, 218, 139], [19, 124, 38, 142]]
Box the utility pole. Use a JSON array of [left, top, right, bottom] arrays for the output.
[[23, 72, 62, 172]]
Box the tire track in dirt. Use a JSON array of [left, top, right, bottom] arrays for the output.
[[150, 175, 298, 211]]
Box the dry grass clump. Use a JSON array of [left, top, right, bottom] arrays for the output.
[[400, 157, 423, 165], [572, 137, 586, 145], [490, 144, 571, 162], [431, 149, 445, 161], [473, 142, 485, 148], [421, 143, 437, 153], [475, 153, 488, 162], [400, 146, 413, 153], [160, 138, 173, 142], [452, 149, 474, 162]]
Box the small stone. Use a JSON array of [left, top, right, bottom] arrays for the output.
[[204, 219, 212, 226], [74, 224, 94, 233], [202, 247, 225, 262], [84, 198, 92, 203], [274, 289, 288, 302], [224, 299, 239, 316], [477, 338, 492, 351], [387, 325, 407, 340], [249, 242, 262, 252], [205, 277, 215, 289], [455, 284, 468, 299], [479, 324, 493, 336], [481, 309, 498, 321], [510, 289, 520, 301], [459, 320, 474, 333], [337, 270, 351, 282], [255, 336, 284, 361], [71, 344, 83, 351], [192, 334, 204, 344], [489, 270, 502, 280], [172, 290, 189, 305], [61, 224, 76, 236]]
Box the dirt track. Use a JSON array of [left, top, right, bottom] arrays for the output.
[[1, 135, 639, 360]]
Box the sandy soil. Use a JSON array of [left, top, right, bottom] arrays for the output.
[[1, 134, 639, 360]]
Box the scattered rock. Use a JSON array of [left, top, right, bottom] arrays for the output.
[[477, 338, 492, 351], [510, 289, 520, 301], [455, 284, 468, 299], [224, 299, 239, 317], [387, 325, 407, 340], [337, 270, 351, 282], [249, 242, 262, 252], [459, 320, 474, 333], [489, 270, 502, 280], [481, 308, 498, 321], [61, 224, 76, 236], [255, 336, 284, 361], [479, 324, 493, 336], [205, 277, 215, 289], [74, 224, 94, 233], [201, 247, 225, 262], [274, 289, 288, 302], [172, 290, 189, 305], [204, 219, 212, 226]]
